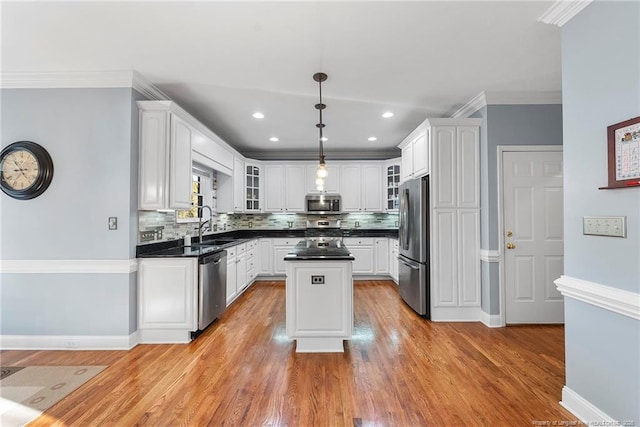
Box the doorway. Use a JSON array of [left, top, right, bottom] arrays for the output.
[[498, 146, 564, 324]]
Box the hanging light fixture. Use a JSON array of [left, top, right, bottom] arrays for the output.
[[313, 72, 328, 191]]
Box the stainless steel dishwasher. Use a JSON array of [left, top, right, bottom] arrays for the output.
[[198, 250, 227, 331]]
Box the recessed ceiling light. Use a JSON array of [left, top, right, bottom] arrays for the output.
[[269, 137, 279, 142], [368, 137, 377, 142], [320, 137, 328, 142], [382, 111, 394, 118], [252, 112, 265, 119]]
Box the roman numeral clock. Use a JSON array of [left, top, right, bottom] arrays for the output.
[[0, 141, 54, 200]]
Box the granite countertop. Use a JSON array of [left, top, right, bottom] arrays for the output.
[[284, 239, 355, 261], [137, 228, 397, 259]]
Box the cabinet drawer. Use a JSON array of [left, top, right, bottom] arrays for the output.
[[237, 243, 247, 253], [226, 247, 237, 257], [272, 238, 298, 246], [343, 237, 375, 246], [247, 249, 256, 260]]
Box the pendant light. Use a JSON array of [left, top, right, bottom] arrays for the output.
[[314, 72, 328, 191]]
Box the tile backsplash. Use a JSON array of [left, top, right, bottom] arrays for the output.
[[138, 211, 399, 243]]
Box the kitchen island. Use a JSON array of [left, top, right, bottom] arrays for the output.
[[284, 238, 354, 353]]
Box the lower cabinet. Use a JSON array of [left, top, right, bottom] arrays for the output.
[[272, 238, 299, 275], [226, 243, 249, 306], [374, 238, 389, 275], [343, 237, 375, 274], [138, 258, 197, 343], [389, 238, 399, 283]]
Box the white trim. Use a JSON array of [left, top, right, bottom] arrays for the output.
[[451, 90, 563, 118], [497, 146, 564, 326], [138, 329, 192, 344], [555, 275, 640, 321], [480, 311, 504, 328], [560, 386, 616, 424], [538, 0, 593, 27], [0, 259, 138, 274], [0, 332, 139, 350], [431, 306, 481, 322], [0, 70, 167, 100], [480, 249, 500, 263]]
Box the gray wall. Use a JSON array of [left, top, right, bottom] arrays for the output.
[[562, 0, 639, 421], [0, 88, 142, 336], [472, 104, 564, 314]]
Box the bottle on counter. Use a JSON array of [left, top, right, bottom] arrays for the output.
[[183, 233, 192, 247]]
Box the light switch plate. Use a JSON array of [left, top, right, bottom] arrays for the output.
[[583, 216, 626, 238], [108, 217, 117, 230]]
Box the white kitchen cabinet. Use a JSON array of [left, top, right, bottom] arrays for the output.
[[343, 237, 375, 274], [138, 101, 193, 210], [232, 157, 245, 212], [272, 238, 299, 275], [217, 155, 247, 214], [306, 163, 340, 193], [389, 238, 399, 283], [226, 245, 238, 305], [245, 163, 262, 212], [264, 164, 306, 212], [398, 128, 429, 183], [339, 163, 382, 212], [258, 238, 273, 275], [246, 240, 258, 283], [138, 258, 197, 343], [374, 238, 389, 275], [384, 159, 401, 212]]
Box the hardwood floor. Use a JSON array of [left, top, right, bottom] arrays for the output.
[[1, 280, 574, 426]]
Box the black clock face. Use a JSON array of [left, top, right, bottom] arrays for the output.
[[0, 141, 54, 200]]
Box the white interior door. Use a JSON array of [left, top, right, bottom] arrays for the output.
[[503, 150, 564, 324]]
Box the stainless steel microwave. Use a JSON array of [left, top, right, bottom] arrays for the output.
[[305, 194, 342, 214]]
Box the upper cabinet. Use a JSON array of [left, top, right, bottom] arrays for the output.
[[264, 164, 306, 212], [245, 163, 262, 212], [306, 163, 340, 194], [340, 163, 382, 212], [384, 158, 401, 212], [138, 101, 193, 210], [398, 128, 429, 183]]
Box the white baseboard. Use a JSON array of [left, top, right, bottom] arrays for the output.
[[0, 332, 138, 350], [137, 329, 192, 344], [480, 311, 504, 327], [431, 306, 481, 322], [560, 386, 616, 424]]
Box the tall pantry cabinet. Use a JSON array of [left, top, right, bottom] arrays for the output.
[[398, 118, 481, 321]]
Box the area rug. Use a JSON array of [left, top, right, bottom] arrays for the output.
[[0, 365, 106, 426]]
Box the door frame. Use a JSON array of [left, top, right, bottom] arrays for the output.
[[496, 145, 563, 326]]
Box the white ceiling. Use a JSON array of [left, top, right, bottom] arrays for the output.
[[1, 1, 561, 160]]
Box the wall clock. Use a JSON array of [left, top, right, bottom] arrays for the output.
[[0, 141, 54, 200]]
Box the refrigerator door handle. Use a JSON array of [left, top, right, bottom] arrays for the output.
[[398, 255, 420, 269], [399, 188, 410, 250]]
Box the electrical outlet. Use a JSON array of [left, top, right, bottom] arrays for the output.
[[311, 275, 325, 284], [140, 230, 155, 242], [583, 216, 626, 238], [108, 217, 117, 230]]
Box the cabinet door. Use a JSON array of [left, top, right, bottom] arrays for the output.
[[374, 238, 389, 274], [264, 165, 285, 212], [245, 163, 262, 212], [233, 157, 245, 212], [344, 238, 374, 274], [169, 114, 193, 209], [432, 126, 457, 208], [273, 238, 297, 275], [400, 144, 413, 183], [259, 239, 273, 275], [340, 164, 362, 212], [139, 258, 197, 330], [285, 165, 306, 212], [412, 131, 429, 178], [306, 163, 340, 193], [361, 164, 382, 212], [237, 251, 248, 292], [432, 209, 457, 307], [457, 126, 480, 209], [226, 254, 237, 305], [457, 209, 480, 306], [139, 110, 168, 210]]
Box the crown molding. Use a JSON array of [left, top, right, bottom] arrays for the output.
[[451, 90, 563, 118], [538, 0, 593, 27], [244, 149, 401, 161], [0, 70, 167, 100]]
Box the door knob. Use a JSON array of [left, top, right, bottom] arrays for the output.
[[506, 242, 516, 249]]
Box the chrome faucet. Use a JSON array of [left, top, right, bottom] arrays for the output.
[[197, 205, 213, 243]]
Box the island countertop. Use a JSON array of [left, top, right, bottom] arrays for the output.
[[284, 239, 355, 261]]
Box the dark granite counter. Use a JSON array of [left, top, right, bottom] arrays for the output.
[[284, 239, 354, 261], [136, 228, 396, 259]]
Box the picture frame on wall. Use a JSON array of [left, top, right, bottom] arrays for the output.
[[601, 116, 640, 189]]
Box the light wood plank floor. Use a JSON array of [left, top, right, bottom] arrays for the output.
[[2, 280, 574, 426]]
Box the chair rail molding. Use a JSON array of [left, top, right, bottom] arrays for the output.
[[0, 259, 139, 274], [554, 275, 640, 321]]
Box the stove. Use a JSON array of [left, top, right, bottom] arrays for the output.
[[304, 218, 343, 240], [284, 218, 353, 261]]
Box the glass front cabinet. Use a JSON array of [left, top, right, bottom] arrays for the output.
[[386, 162, 400, 212], [245, 164, 261, 212]]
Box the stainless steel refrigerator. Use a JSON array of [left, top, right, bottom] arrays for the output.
[[398, 175, 430, 317]]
